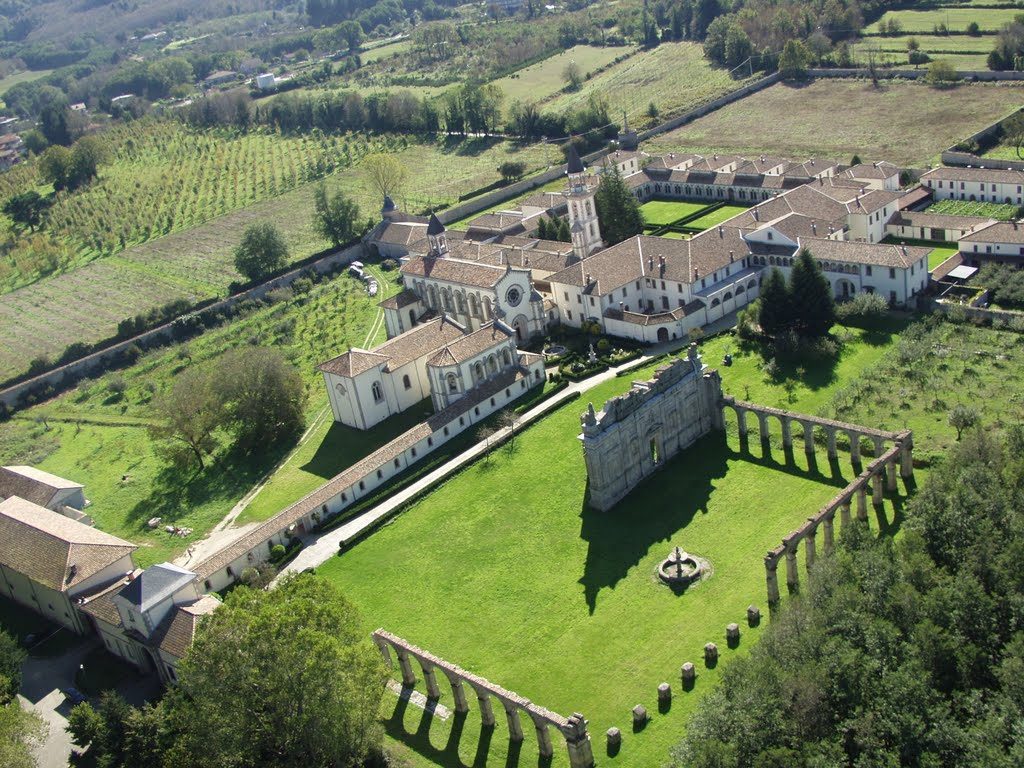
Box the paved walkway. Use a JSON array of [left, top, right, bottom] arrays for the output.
[[277, 323, 735, 578]]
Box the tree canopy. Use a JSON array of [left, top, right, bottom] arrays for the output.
[[313, 183, 364, 248], [233, 222, 289, 282], [594, 166, 644, 246], [0, 629, 45, 768], [757, 250, 835, 339]]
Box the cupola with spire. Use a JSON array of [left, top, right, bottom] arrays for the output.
[[427, 212, 448, 257]]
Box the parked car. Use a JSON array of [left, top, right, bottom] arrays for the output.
[[61, 687, 88, 706]]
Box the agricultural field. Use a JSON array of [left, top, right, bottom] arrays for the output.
[[319, 322, 913, 767], [0, 134, 552, 381], [926, 199, 1018, 219], [0, 267, 400, 568], [359, 38, 414, 64], [638, 199, 706, 226], [648, 80, 1024, 167], [543, 42, 750, 124], [865, 7, 1021, 33], [492, 45, 631, 108]]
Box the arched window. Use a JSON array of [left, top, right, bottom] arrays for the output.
[[371, 382, 383, 403], [402, 374, 411, 390], [456, 292, 466, 313], [447, 374, 458, 393], [443, 290, 453, 311], [474, 362, 484, 381], [585, 200, 593, 216], [723, 292, 733, 301], [748, 279, 757, 289], [736, 285, 745, 294], [483, 297, 493, 319], [711, 298, 721, 307], [487, 355, 498, 374], [428, 285, 438, 308], [470, 294, 480, 317], [502, 348, 512, 366]]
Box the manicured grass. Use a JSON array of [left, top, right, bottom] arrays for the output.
[[865, 8, 1020, 33], [686, 205, 749, 230], [928, 246, 959, 269], [0, 135, 551, 381], [857, 34, 996, 54], [320, 328, 912, 767], [926, 199, 1018, 219], [638, 200, 708, 226], [657, 230, 689, 239], [0, 269, 399, 567], [544, 42, 753, 124], [648, 80, 1024, 167], [492, 45, 631, 109]]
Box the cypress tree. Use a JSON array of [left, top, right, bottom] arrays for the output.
[[758, 267, 790, 336], [594, 167, 645, 245], [789, 248, 836, 338], [557, 217, 571, 242], [536, 216, 549, 239]]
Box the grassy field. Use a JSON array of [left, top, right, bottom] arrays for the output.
[[492, 45, 630, 108], [0, 67, 53, 97], [687, 204, 748, 230], [543, 42, 750, 124], [865, 8, 1020, 33], [928, 246, 959, 269], [638, 200, 707, 226], [926, 199, 1018, 219], [648, 80, 1024, 167], [360, 39, 414, 64], [851, 47, 991, 70], [318, 323, 912, 767], [0, 268, 397, 568], [0, 135, 552, 381]]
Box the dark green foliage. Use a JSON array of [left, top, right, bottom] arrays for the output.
[[2, 191, 51, 231], [674, 431, 1024, 767], [979, 262, 1024, 308], [778, 38, 810, 80], [789, 249, 836, 338], [594, 167, 644, 245], [312, 183, 363, 248], [756, 268, 789, 336], [38, 135, 108, 192], [497, 160, 526, 182], [233, 222, 289, 281], [0, 629, 24, 702]]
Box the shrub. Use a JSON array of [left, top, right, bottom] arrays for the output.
[[270, 543, 286, 560], [596, 338, 611, 353], [836, 292, 889, 326], [380, 258, 398, 271]]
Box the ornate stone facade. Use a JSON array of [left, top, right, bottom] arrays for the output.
[[579, 345, 723, 511]]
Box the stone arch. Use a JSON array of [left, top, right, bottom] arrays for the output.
[[502, 347, 513, 367], [511, 314, 529, 341], [711, 298, 720, 307], [456, 291, 467, 314], [723, 291, 733, 301], [835, 278, 856, 299], [735, 284, 745, 295], [474, 361, 484, 382], [446, 373, 458, 393], [487, 354, 498, 374], [483, 296, 493, 319], [748, 278, 757, 290], [469, 293, 480, 317], [657, 327, 669, 342]]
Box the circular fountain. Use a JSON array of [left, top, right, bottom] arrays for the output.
[[658, 547, 706, 586]]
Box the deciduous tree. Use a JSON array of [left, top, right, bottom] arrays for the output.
[[313, 183, 363, 247], [362, 153, 408, 201], [148, 365, 222, 470], [233, 222, 289, 281], [216, 346, 306, 452], [2, 191, 50, 231]]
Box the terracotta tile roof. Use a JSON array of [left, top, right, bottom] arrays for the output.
[[778, 159, 841, 177], [150, 595, 221, 659], [79, 570, 140, 626], [891, 211, 994, 231], [318, 316, 469, 378], [796, 237, 930, 268], [466, 212, 525, 231], [427, 322, 513, 367], [376, 221, 428, 246], [401, 254, 507, 289], [922, 166, 1024, 185], [378, 289, 421, 310], [843, 162, 899, 180], [0, 466, 82, 508], [519, 192, 566, 211], [931, 251, 964, 280], [0, 496, 136, 592], [960, 220, 1024, 244]]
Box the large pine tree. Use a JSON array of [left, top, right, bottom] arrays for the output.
[[757, 267, 790, 336], [594, 167, 645, 245], [789, 248, 836, 338]]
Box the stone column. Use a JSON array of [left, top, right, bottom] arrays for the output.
[[419, 660, 441, 700], [886, 460, 898, 492], [533, 718, 554, 758], [785, 545, 799, 593], [396, 649, 417, 687], [849, 431, 861, 464], [445, 673, 469, 713], [472, 685, 496, 727], [802, 421, 815, 457], [737, 408, 748, 438], [872, 435, 885, 459], [502, 702, 524, 741], [765, 556, 780, 605], [856, 485, 868, 521], [758, 412, 770, 448], [900, 436, 914, 479], [827, 428, 838, 460], [781, 417, 793, 450], [804, 526, 817, 570], [822, 510, 835, 556], [840, 500, 852, 530], [872, 472, 883, 505], [374, 638, 392, 665]]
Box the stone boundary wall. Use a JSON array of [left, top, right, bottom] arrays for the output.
[[195, 368, 543, 592], [932, 297, 1024, 323], [0, 243, 363, 412], [372, 629, 594, 768]]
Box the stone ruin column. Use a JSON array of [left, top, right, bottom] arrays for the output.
[[396, 649, 418, 687], [764, 554, 781, 605], [757, 412, 770, 447], [418, 659, 441, 700], [442, 670, 469, 713], [802, 421, 815, 457], [469, 683, 496, 727], [886, 460, 898, 492], [804, 524, 817, 570], [900, 434, 914, 479], [737, 408, 748, 439], [529, 713, 554, 759], [826, 427, 838, 461], [822, 509, 836, 556], [856, 484, 868, 521], [872, 471, 884, 505], [781, 417, 793, 450], [564, 713, 595, 768], [849, 430, 861, 465], [840, 499, 852, 530], [501, 701, 524, 742], [785, 543, 799, 593], [872, 435, 885, 459]]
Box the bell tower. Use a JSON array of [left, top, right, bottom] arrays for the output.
[[426, 212, 448, 257], [564, 144, 602, 260]]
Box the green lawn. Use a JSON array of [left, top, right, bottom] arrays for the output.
[[865, 8, 1020, 33], [0, 68, 52, 99], [0, 269, 397, 567], [360, 39, 414, 63], [318, 322, 912, 766], [926, 199, 1018, 220], [638, 200, 708, 226], [686, 205, 749, 230], [493, 45, 630, 110], [928, 246, 959, 270]]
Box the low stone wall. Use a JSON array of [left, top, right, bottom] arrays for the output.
[[0, 243, 363, 412], [372, 629, 594, 768]]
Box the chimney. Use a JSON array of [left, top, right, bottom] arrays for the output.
[[753, 208, 759, 221], [585, 272, 591, 284], [901, 245, 908, 256], [718, 225, 724, 238], [1014, 221, 1019, 230], [648, 257, 654, 271], [729, 250, 734, 262], [811, 220, 817, 235], [694, 267, 699, 281], [828, 224, 834, 235]]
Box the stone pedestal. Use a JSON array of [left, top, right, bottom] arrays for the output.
[[632, 705, 647, 727], [680, 662, 696, 687], [704, 642, 718, 665], [747, 605, 760, 626], [726, 623, 740, 646], [658, 683, 671, 703], [606, 728, 621, 748]]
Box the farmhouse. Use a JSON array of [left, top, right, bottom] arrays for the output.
[[921, 166, 1024, 205], [0, 464, 89, 520]]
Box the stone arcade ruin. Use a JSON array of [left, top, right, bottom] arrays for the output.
[[579, 344, 723, 512]]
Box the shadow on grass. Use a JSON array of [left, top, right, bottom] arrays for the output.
[[384, 696, 514, 768], [440, 135, 504, 157]]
